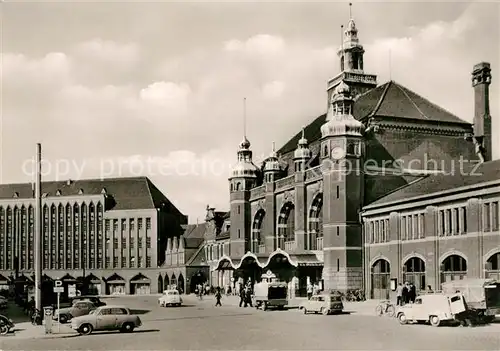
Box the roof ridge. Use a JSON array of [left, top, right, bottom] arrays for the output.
[[368, 81, 392, 118], [396, 83, 468, 124], [185, 243, 207, 266], [394, 82, 429, 119], [367, 175, 429, 205], [144, 177, 158, 209]]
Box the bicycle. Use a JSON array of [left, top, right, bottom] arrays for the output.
[[375, 300, 396, 317]]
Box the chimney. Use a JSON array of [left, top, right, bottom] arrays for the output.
[[472, 62, 492, 162]]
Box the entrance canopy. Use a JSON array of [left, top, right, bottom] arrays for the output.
[[213, 249, 301, 271]]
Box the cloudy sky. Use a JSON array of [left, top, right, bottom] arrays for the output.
[[1, 1, 499, 222]]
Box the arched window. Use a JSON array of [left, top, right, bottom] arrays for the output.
[[308, 194, 323, 250], [486, 252, 500, 280], [252, 210, 265, 253], [277, 202, 295, 250], [371, 259, 390, 299], [441, 254, 467, 283], [403, 257, 426, 290]]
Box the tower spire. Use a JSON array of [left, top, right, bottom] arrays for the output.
[[243, 97, 247, 139], [349, 2, 353, 19]]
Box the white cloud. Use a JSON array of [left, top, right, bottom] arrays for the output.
[[2, 2, 498, 221], [262, 81, 285, 99], [74, 39, 140, 67], [224, 34, 285, 56]]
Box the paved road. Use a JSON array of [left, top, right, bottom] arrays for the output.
[[2, 295, 500, 350]]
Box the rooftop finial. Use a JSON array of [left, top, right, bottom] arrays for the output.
[[243, 97, 247, 138], [389, 49, 392, 81], [349, 2, 353, 19], [272, 141, 275, 152]]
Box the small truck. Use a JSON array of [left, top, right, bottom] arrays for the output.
[[441, 278, 500, 323], [252, 271, 288, 311]]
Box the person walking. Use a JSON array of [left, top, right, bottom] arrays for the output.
[[239, 284, 245, 307], [245, 285, 253, 308], [402, 282, 409, 305], [396, 283, 403, 306], [409, 283, 416, 303], [215, 287, 222, 307], [307, 283, 313, 300]]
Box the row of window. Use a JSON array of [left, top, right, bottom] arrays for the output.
[[367, 200, 500, 243], [206, 243, 226, 262], [0, 204, 154, 270], [438, 206, 467, 236], [104, 218, 152, 233]]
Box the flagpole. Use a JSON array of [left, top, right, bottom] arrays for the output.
[[34, 143, 42, 321]]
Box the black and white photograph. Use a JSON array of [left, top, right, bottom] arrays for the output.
[[0, 0, 499, 350]]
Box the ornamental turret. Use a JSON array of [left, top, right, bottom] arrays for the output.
[[263, 142, 281, 183], [321, 81, 364, 139], [293, 127, 312, 172]]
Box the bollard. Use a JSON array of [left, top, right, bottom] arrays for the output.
[[43, 306, 53, 334]]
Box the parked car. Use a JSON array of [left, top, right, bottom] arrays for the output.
[[54, 300, 96, 324], [299, 294, 344, 315], [396, 293, 467, 327], [71, 305, 142, 335], [158, 290, 183, 307]]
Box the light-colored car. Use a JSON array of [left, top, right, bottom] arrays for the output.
[[55, 300, 96, 324], [71, 305, 142, 335], [396, 293, 466, 327], [300, 294, 344, 315], [158, 290, 182, 307]]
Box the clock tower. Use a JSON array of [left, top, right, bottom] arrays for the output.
[[320, 81, 365, 292]]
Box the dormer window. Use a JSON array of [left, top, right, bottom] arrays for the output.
[[55, 190, 61, 196], [13, 192, 19, 198], [78, 189, 84, 195]]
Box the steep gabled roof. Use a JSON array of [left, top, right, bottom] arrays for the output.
[[278, 81, 470, 154], [0, 176, 183, 212], [367, 159, 500, 208]]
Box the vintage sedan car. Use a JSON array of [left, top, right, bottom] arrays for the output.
[[54, 300, 96, 324], [300, 294, 344, 315], [71, 305, 142, 335], [396, 293, 467, 327], [158, 290, 183, 307]]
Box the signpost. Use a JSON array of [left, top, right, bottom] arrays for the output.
[[53, 280, 63, 332]]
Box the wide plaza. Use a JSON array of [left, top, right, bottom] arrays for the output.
[[1, 295, 500, 351]]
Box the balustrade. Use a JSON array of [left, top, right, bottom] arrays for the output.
[[316, 237, 323, 251], [305, 166, 322, 182], [275, 175, 295, 190], [284, 241, 296, 252], [250, 185, 265, 199]]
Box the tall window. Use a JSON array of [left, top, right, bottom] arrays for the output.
[[20, 207, 27, 270], [6, 208, 12, 270], [50, 205, 56, 269], [58, 204, 64, 269], [73, 204, 80, 269], [66, 204, 72, 269], [42, 206, 49, 269], [82, 204, 88, 268]]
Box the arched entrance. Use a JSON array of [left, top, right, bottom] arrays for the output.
[[164, 273, 170, 289], [252, 210, 265, 253], [371, 259, 390, 299], [403, 257, 426, 290], [130, 273, 151, 295], [171, 273, 177, 288], [277, 202, 295, 250], [158, 275, 164, 293], [441, 254, 467, 283], [105, 273, 126, 295], [486, 252, 500, 280], [264, 251, 298, 298], [308, 193, 323, 250], [190, 270, 206, 294], [178, 274, 185, 294], [235, 256, 262, 285], [85, 273, 101, 295]]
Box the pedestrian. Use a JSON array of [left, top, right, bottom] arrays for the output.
[[239, 284, 245, 307], [409, 283, 416, 303], [402, 282, 409, 304], [396, 283, 403, 306], [215, 287, 222, 307], [245, 286, 253, 308], [426, 285, 433, 293], [307, 283, 313, 300]]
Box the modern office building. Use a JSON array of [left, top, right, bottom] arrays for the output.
[[0, 176, 187, 296]]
